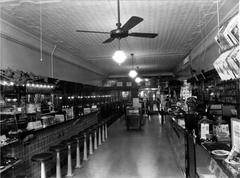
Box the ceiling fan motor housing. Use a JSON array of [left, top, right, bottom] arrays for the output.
[[110, 29, 128, 39]]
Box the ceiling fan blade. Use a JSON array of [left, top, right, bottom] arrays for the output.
[[129, 32, 158, 38], [102, 38, 115, 44], [121, 16, 143, 31], [76, 30, 110, 34]]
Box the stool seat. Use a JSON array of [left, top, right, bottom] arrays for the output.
[[61, 139, 74, 145], [32, 153, 52, 162], [50, 144, 65, 152]]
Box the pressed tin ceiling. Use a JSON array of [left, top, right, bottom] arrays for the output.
[[0, 0, 225, 77]]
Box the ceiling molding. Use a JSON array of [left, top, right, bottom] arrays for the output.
[[108, 72, 174, 78], [86, 52, 186, 61]]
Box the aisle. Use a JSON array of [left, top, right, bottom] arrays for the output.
[[72, 115, 184, 178]]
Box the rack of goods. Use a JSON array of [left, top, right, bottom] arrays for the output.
[[209, 79, 240, 117]]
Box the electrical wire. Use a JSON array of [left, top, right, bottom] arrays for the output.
[[131, 54, 134, 70], [118, 39, 120, 50], [40, 1, 43, 62], [216, 0, 220, 34]]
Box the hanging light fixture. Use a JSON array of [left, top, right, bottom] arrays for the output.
[[128, 53, 138, 78], [135, 77, 142, 83], [112, 39, 126, 64]]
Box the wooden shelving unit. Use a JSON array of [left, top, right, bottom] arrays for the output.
[[210, 79, 240, 116]]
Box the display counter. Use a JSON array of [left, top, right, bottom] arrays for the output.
[[196, 142, 240, 178], [165, 115, 187, 177], [166, 113, 240, 178]]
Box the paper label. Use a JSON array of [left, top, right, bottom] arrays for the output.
[[201, 123, 209, 139]]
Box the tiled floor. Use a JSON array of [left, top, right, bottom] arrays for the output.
[[69, 115, 184, 178]]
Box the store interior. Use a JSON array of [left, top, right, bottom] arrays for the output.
[[0, 0, 239, 178]]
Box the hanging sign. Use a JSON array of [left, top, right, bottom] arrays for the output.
[[126, 82, 132, 87], [117, 82, 123, 87]]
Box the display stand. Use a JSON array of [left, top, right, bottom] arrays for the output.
[[125, 106, 143, 130]]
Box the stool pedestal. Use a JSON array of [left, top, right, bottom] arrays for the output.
[[41, 161, 46, 178], [50, 144, 65, 178], [67, 144, 73, 177], [76, 139, 81, 168], [83, 133, 88, 161], [56, 152, 61, 178], [89, 133, 93, 155], [102, 124, 105, 142], [71, 135, 83, 169], [105, 123, 108, 139], [61, 139, 74, 177], [98, 126, 102, 145], [94, 130, 98, 150]]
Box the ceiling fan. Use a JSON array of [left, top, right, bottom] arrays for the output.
[[76, 0, 158, 43]]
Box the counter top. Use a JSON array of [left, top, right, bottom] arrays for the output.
[[28, 111, 99, 133], [201, 142, 240, 178], [8, 111, 99, 142], [168, 114, 240, 178]]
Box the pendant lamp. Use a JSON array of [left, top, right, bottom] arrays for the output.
[[112, 39, 126, 65], [135, 77, 142, 83], [128, 53, 138, 78]]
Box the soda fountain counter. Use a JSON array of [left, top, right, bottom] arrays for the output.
[[0, 69, 124, 177], [0, 101, 123, 178]]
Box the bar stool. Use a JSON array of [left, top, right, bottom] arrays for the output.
[[49, 144, 65, 178], [61, 139, 74, 177], [31, 152, 53, 178], [71, 135, 84, 168]]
